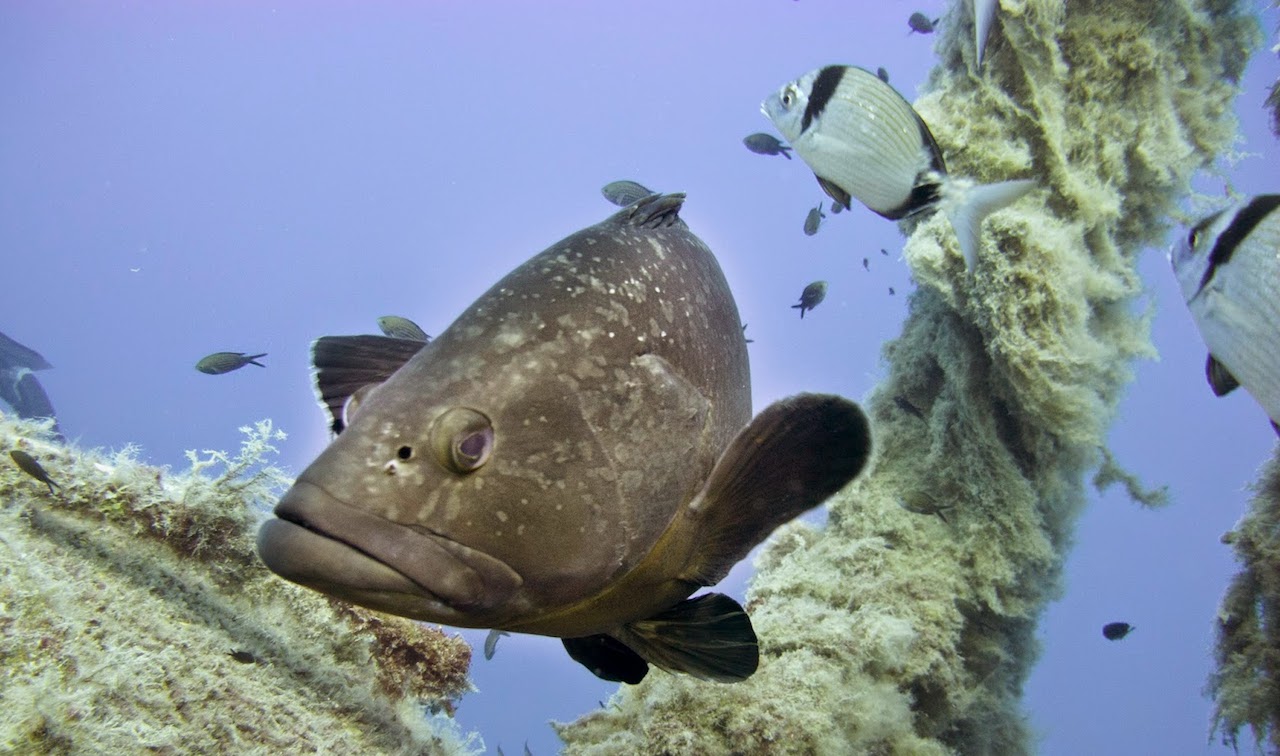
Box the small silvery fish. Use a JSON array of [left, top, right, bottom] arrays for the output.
[[483, 629, 510, 660], [742, 133, 792, 159], [195, 352, 266, 375], [830, 200, 843, 215], [377, 316, 430, 342], [1170, 194, 1280, 434], [908, 12, 938, 34], [10, 449, 58, 493], [792, 281, 827, 318], [601, 180, 655, 207], [762, 65, 1035, 270], [803, 204, 825, 236]]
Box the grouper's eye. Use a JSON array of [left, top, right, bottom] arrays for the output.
[[430, 407, 494, 474]]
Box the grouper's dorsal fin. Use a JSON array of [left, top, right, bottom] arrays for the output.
[[682, 393, 872, 586], [1206, 353, 1240, 397], [561, 634, 649, 684], [620, 192, 686, 229], [613, 592, 759, 683], [311, 334, 426, 433]]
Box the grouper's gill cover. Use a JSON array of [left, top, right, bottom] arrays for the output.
[[257, 194, 873, 683]]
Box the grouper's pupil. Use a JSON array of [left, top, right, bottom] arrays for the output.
[[456, 429, 492, 468]]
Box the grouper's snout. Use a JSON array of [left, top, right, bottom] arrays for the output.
[[256, 480, 523, 621]]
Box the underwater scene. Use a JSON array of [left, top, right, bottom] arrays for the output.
[[3, 1, 1280, 754]]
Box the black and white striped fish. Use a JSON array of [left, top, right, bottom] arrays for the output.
[[1171, 194, 1280, 434], [762, 64, 1034, 271]]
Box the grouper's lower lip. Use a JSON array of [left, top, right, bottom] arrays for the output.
[[256, 480, 522, 618]]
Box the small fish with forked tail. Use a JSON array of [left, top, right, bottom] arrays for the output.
[[742, 133, 792, 159], [908, 12, 939, 34], [792, 281, 828, 318], [1102, 622, 1133, 641], [196, 352, 266, 375], [9, 449, 59, 493], [803, 204, 825, 236], [377, 316, 431, 342], [483, 629, 510, 661], [601, 180, 655, 207]]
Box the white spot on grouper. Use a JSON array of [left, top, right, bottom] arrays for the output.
[[493, 322, 527, 351]]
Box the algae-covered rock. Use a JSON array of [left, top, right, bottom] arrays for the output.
[[556, 1, 1261, 753], [1209, 445, 1280, 752], [0, 415, 476, 755]]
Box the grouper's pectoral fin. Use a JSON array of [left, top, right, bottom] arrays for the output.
[[683, 393, 872, 586], [311, 334, 427, 433], [562, 593, 758, 684]]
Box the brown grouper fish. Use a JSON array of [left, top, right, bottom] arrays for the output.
[[257, 194, 872, 684]]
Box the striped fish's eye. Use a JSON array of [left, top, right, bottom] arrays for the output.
[[781, 86, 797, 109]]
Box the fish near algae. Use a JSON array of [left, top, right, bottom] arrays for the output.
[[258, 193, 872, 685], [557, 1, 1260, 754]]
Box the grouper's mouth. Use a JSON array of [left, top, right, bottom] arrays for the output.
[[256, 480, 522, 621]]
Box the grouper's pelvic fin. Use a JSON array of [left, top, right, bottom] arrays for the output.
[[943, 177, 1035, 271], [612, 593, 759, 683], [681, 393, 872, 587], [311, 334, 427, 433], [561, 634, 650, 684], [563, 594, 759, 684]]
